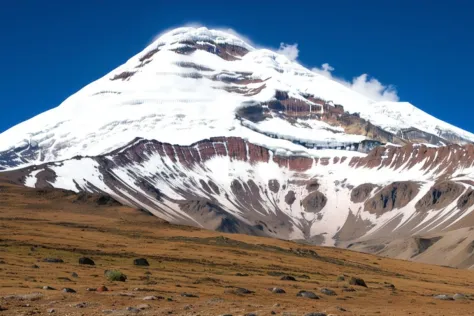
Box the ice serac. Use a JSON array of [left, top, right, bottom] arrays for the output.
[[1, 26, 473, 170]]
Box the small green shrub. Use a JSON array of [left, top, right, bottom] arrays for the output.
[[104, 270, 127, 282]]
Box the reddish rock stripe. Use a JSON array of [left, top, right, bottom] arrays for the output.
[[227, 137, 247, 161], [117, 137, 474, 178], [214, 143, 227, 157], [247, 143, 269, 163], [163, 144, 177, 163]]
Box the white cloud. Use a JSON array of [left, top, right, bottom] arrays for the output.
[[312, 62, 334, 77], [312, 63, 399, 102], [277, 43, 299, 61]]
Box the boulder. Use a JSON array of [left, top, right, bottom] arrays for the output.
[[296, 291, 320, 299], [320, 288, 336, 296], [78, 257, 95, 265], [280, 275, 296, 281], [434, 294, 454, 301], [453, 293, 467, 300], [269, 287, 286, 294], [133, 258, 150, 266], [349, 277, 367, 287]]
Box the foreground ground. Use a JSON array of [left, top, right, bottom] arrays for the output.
[[0, 180, 473, 315]]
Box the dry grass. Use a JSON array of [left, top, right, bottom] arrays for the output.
[[0, 180, 474, 315]]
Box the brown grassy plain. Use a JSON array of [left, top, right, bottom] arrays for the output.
[[0, 180, 473, 315]]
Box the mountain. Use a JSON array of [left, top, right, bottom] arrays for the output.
[[1, 27, 473, 170], [2, 27, 474, 267]]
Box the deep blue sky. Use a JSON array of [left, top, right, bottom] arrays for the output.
[[1, 0, 473, 133]]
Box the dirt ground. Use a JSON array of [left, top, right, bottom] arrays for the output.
[[0, 180, 473, 315]]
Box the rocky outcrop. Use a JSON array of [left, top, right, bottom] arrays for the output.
[[110, 71, 136, 81], [302, 191, 327, 213], [268, 179, 280, 193], [351, 183, 377, 203], [171, 39, 249, 61], [457, 189, 474, 211], [306, 180, 320, 192], [365, 182, 419, 216], [285, 191, 296, 205], [416, 181, 465, 212]]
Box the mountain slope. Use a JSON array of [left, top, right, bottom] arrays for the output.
[[4, 137, 474, 252], [1, 26, 473, 170]]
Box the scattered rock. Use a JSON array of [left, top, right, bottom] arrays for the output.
[[433, 294, 454, 301], [280, 275, 296, 281], [62, 288, 76, 293], [296, 291, 320, 299], [233, 288, 254, 295], [349, 277, 367, 287], [74, 302, 87, 308], [57, 277, 72, 282], [453, 293, 467, 300], [320, 288, 337, 296], [245, 313, 257, 316], [42, 286, 55, 290], [0, 306, 7, 312], [126, 306, 141, 313], [144, 271, 152, 275], [143, 295, 162, 300], [337, 275, 346, 281], [31, 264, 39, 269], [42, 258, 64, 263], [235, 272, 249, 276], [97, 285, 108, 292], [181, 292, 199, 298], [384, 282, 395, 290], [271, 312, 276, 315], [269, 287, 286, 294], [337, 306, 347, 312], [86, 288, 97, 292], [137, 304, 151, 310], [47, 308, 55, 313], [342, 287, 356, 292], [133, 258, 150, 266], [79, 257, 95, 265], [71, 272, 79, 278], [305, 313, 326, 316], [134, 287, 154, 292]]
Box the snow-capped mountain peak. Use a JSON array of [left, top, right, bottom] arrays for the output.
[[1, 26, 473, 171]]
